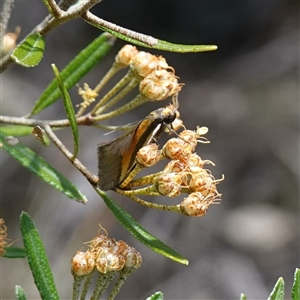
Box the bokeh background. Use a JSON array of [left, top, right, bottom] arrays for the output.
[[1, 1, 299, 299]]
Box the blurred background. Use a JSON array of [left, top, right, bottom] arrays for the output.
[[1, 1, 299, 299]]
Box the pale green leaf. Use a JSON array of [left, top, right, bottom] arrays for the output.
[[11, 33, 45, 67]]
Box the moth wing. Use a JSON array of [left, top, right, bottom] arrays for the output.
[[97, 128, 136, 191]]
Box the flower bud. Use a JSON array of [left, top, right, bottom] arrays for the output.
[[96, 249, 125, 273], [132, 52, 159, 77], [180, 192, 213, 217], [139, 70, 181, 100], [136, 143, 161, 167], [156, 173, 182, 197], [115, 45, 139, 67], [163, 138, 193, 161], [71, 251, 95, 276]]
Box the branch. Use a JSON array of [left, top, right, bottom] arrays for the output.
[[81, 11, 158, 46], [0, 114, 94, 127], [44, 124, 99, 185]]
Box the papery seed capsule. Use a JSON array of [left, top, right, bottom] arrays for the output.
[[136, 143, 161, 167], [132, 52, 159, 77], [156, 173, 182, 197], [71, 251, 95, 276], [115, 45, 139, 67], [180, 192, 208, 217], [163, 138, 193, 161]]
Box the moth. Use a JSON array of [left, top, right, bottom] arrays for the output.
[[97, 105, 177, 191]]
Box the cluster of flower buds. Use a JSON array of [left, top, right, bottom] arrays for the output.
[[71, 233, 142, 300], [124, 127, 223, 217], [116, 45, 182, 101], [71, 234, 142, 276], [77, 44, 183, 118]]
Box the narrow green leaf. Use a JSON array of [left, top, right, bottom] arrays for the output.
[[30, 33, 115, 116], [3, 246, 27, 258], [15, 285, 28, 300], [11, 33, 45, 67], [267, 277, 285, 300], [88, 23, 217, 53], [292, 268, 300, 300], [0, 131, 87, 203], [240, 293, 247, 300], [156, 39, 217, 53], [51, 64, 79, 157], [20, 212, 59, 300], [145, 291, 164, 300], [0, 125, 33, 136], [96, 188, 188, 265]]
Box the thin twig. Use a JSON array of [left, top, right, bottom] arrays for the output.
[[44, 124, 99, 185], [81, 11, 158, 46], [115, 188, 182, 213], [0, 114, 93, 127]]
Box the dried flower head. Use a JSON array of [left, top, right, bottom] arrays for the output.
[[0, 218, 13, 256]]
